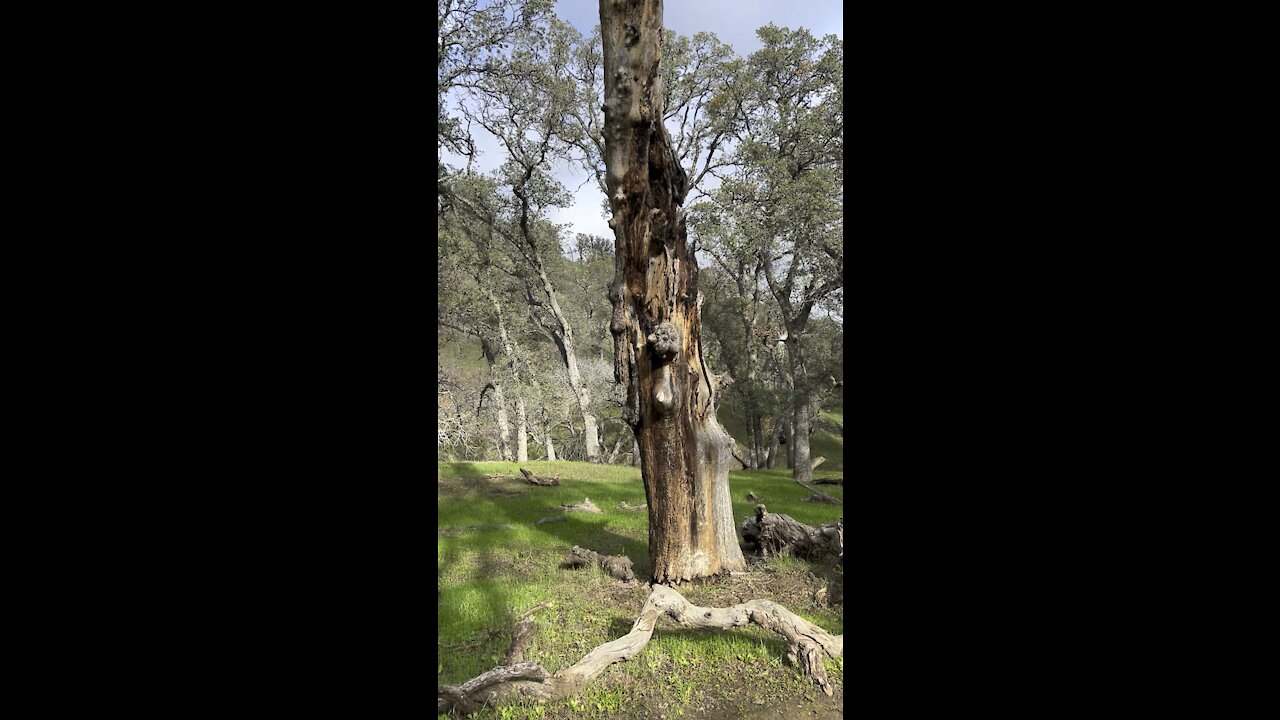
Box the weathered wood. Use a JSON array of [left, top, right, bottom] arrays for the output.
[[746, 491, 760, 502], [534, 515, 567, 525], [740, 505, 843, 564], [502, 602, 551, 666], [520, 467, 561, 486], [436, 583, 843, 713], [796, 479, 841, 505], [561, 546, 636, 581], [601, 0, 745, 582], [618, 501, 647, 511], [558, 497, 602, 514], [810, 456, 826, 472]]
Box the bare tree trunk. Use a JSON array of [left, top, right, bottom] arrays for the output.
[[515, 397, 529, 463], [765, 418, 782, 469], [539, 269, 601, 463], [494, 384, 513, 461], [791, 393, 813, 484], [631, 438, 640, 467], [542, 406, 557, 461], [786, 417, 795, 469], [601, 0, 745, 583]]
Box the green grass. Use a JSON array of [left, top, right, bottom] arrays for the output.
[[716, 396, 845, 472], [438, 461, 843, 719]]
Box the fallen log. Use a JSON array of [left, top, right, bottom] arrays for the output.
[[534, 515, 566, 525], [796, 479, 841, 505], [740, 504, 843, 564], [436, 584, 842, 713], [558, 497, 602, 514], [520, 468, 560, 486], [618, 501, 647, 511], [560, 545, 635, 581], [810, 456, 826, 472], [813, 477, 843, 486]]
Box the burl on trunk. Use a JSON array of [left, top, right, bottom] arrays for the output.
[[600, 0, 745, 582]]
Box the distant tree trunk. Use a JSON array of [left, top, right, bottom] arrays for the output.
[[535, 266, 601, 463], [742, 405, 758, 469], [765, 417, 782, 469], [786, 417, 795, 469], [481, 336, 514, 461], [542, 406, 557, 461], [494, 384, 513, 461], [515, 397, 529, 463], [791, 393, 813, 484], [601, 0, 745, 583], [631, 438, 640, 467]]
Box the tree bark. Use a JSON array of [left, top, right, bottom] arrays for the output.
[[481, 336, 514, 461], [601, 0, 745, 583], [765, 416, 781, 469], [515, 397, 529, 463], [542, 406, 557, 461]]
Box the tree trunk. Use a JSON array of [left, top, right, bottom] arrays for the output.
[[494, 384, 513, 462], [536, 266, 601, 463], [515, 397, 529, 462], [601, 0, 745, 583], [542, 407, 557, 461], [631, 438, 640, 467], [765, 417, 781, 469], [786, 417, 795, 469], [791, 390, 813, 484]]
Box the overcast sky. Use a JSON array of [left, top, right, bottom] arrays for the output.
[[444, 0, 843, 252]]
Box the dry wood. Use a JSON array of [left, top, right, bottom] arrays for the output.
[[502, 602, 551, 665], [618, 501, 647, 511], [557, 497, 602, 514], [796, 479, 841, 505], [437, 583, 842, 713], [520, 468, 561, 486], [746, 491, 760, 502], [534, 515, 566, 525], [561, 545, 636, 581], [810, 456, 826, 472], [740, 504, 843, 564]]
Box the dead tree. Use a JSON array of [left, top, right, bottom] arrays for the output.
[[436, 583, 843, 713], [740, 505, 843, 564], [601, 0, 745, 583], [561, 545, 635, 581]]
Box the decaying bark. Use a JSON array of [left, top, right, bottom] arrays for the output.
[[561, 545, 636, 581], [557, 497, 602, 514], [601, 0, 745, 583], [520, 468, 561, 486], [436, 583, 842, 713], [740, 504, 844, 564]]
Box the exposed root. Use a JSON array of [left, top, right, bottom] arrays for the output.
[[437, 584, 842, 713]]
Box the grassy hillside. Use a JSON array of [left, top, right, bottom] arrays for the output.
[[717, 395, 844, 472], [438, 461, 844, 719]]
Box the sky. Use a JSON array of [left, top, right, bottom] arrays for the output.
[[442, 0, 844, 252]]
